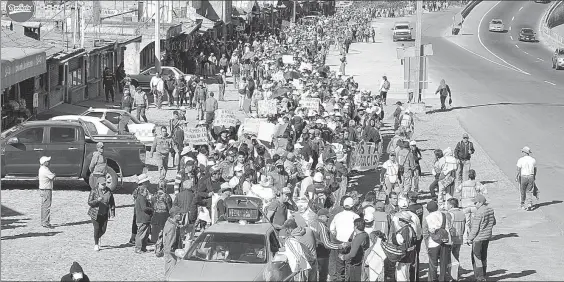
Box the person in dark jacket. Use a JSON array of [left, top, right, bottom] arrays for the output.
[[87, 178, 115, 252], [468, 194, 496, 282], [163, 206, 182, 277], [135, 186, 154, 254], [103, 67, 115, 102], [454, 133, 475, 183], [121, 89, 133, 113], [435, 79, 452, 111], [127, 174, 150, 245], [165, 75, 176, 107], [173, 177, 197, 245], [150, 181, 173, 242], [339, 218, 370, 282], [60, 261, 90, 282]]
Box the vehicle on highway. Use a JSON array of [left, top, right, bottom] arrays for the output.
[[166, 196, 294, 281], [1, 120, 146, 190], [552, 48, 564, 70], [50, 115, 120, 135], [392, 21, 413, 42], [518, 28, 536, 42], [129, 66, 193, 90], [488, 19, 504, 32], [81, 108, 156, 148]]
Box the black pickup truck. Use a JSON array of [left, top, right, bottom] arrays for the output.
[[1, 120, 146, 190]]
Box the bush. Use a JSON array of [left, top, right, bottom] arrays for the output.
[[547, 2, 564, 29]]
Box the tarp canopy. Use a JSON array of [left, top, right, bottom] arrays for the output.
[[1, 47, 47, 87]]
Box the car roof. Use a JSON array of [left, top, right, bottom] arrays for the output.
[[394, 21, 410, 25], [52, 115, 102, 122], [204, 221, 274, 235], [491, 19, 502, 22], [521, 28, 533, 31], [85, 108, 127, 114], [18, 120, 80, 127]]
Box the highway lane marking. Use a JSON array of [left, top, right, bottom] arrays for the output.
[[512, 16, 515, 21], [519, 6, 524, 11], [449, 40, 531, 74], [522, 51, 529, 55], [544, 81, 556, 86], [510, 35, 513, 40], [509, 26, 512, 31], [515, 44, 520, 48], [537, 58, 544, 61]]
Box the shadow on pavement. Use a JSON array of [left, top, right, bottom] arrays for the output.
[[480, 180, 498, 185], [1, 205, 24, 217], [532, 200, 563, 210], [1, 218, 31, 230], [490, 232, 519, 241], [465, 269, 537, 281], [54, 220, 92, 228], [426, 102, 564, 114], [105, 243, 135, 250], [1, 231, 62, 241], [0, 180, 91, 191]]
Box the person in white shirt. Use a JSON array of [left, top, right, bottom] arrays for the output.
[[150, 73, 165, 109], [516, 146, 537, 211], [38, 156, 56, 229], [379, 76, 391, 105], [329, 197, 359, 281], [423, 201, 451, 281], [381, 151, 400, 195]]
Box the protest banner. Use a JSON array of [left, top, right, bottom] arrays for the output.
[[213, 109, 237, 127], [299, 98, 320, 111], [350, 142, 380, 171], [257, 100, 278, 116], [242, 118, 266, 135], [257, 122, 277, 142], [282, 55, 295, 65], [184, 127, 209, 145]]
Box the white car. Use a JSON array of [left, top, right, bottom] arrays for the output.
[[489, 19, 504, 32], [50, 115, 119, 136], [81, 108, 156, 148]]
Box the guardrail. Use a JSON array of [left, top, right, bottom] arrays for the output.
[[540, 1, 564, 48], [461, 0, 483, 19]]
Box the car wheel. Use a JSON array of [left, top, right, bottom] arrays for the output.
[[106, 166, 119, 192]]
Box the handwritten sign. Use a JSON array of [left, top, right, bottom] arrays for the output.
[[213, 109, 237, 127], [299, 98, 320, 111], [184, 127, 208, 145], [242, 118, 266, 135], [257, 100, 278, 117], [282, 55, 295, 65], [350, 142, 380, 171], [257, 122, 276, 143]]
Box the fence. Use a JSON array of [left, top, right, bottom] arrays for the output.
[[541, 1, 564, 48], [460, 0, 483, 19]]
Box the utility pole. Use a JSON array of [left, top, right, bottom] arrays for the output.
[[80, 4, 85, 48], [293, 1, 296, 23], [155, 0, 161, 73], [72, 0, 78, 48], [414, 0, 423, 103]]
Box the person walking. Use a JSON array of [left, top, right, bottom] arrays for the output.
[[468, 194, 496, 282], [134, 90, 149, 122], [446, 198, 466, 281], [204, 92, 218, 125], [410, 140, 422, 192], [516, 146, 537, 211], [169, 111, 184, 169], [218, 69, 226, 101], [127, 174, 150, 245], [88, 142, 107, 190], [150, 126, 173, 181], [195, 79, 208, 120], [381, 151, 400, 195], [379, 76, 390, 105], [150, 182, 173, 243], [340, 218, 370, 282], [219, 53, 229, 74], [121, 89, 133, 113], [135, 186, 154, 254], [339, 55, 347, 76], [103, 67, 115, 103], [87, 178, 115, 251], [38, 156, 56, 229], [390, 211, 417, 281], [151, 73, 165, 109], [435, 79, 452, 111], [163, 206, 182, 277], [457, 169, 487, 239], [232, 61, 241, 89], [329, 197, 360, 281], [165, 75, 176, 107], [454, 133, 475, 183]]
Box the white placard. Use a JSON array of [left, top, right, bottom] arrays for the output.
[[282, 55, 295, 64], [257, 100, 278, 116], [299, 98, 321, 111], [184, 127, 209, 145], [242, 118, 266, 134], [213, 109, 238, 127], [350, 142, 380, 171], [257, 122, 277, 143]]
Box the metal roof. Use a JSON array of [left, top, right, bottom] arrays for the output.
[[1, 29, 63, 58]]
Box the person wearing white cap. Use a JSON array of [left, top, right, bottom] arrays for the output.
[[329, 197, 360, 281], [38, 156, 55, 228], [400, 108, 414, 140], [516, 146, 537, 211], [88, 142, 108, 190]]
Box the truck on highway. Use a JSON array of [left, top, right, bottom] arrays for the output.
[[392, 21, 413, 42], [1, 120, 146, 190]]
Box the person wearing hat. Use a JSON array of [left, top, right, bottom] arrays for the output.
[[381, 151, 400, 195], [422, 200, 451, 282], [467, 194, 496, 282], [38, 156, 56, 229], [87, 177, 115, 251], [151, 126, 173, 181], [379, 76, 390, 105], [399, 108, 414, 140], [134, 178, 154, 253], [163, 206, 183, 277], [306, 172, 330, 207], [282, 218, 319, 281], [121, 87, 134, 113], [133, 88, 149, 122], [269, 160, 290, 193], [445, 198, 467, 281], [397, 139, 416, 193], [516, 146, 537, 211], [218, 148, 237, 182], [389, 211, 417, 281], [393, 101, 404, 131], [169, 111, 185, 169], [329, 197, 360, 281], [150, 181, 173, 243], [266, 186, 298, 230], [88, 142, 108, 190], [454, 133, 475, 183], [338, 217, 370, 282]]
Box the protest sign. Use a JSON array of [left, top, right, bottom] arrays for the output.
[[350, 142, 380, 171], [257, 122, 277, 143], [257, 100, 278, 116], [213, 109, 237, 127], [282, 55, 295, 65], [300, 98, 320, 111], [274, 123, 288, 137], [242, 118, 266, 135], [184, 127, 208, 145]]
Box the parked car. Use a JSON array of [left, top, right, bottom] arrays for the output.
[[552, 48, 564, 70], [392, 22, 413, 42], [1, 120, 146, 190], [518, 28, 536, 42], [128, 66, 192, 90], [488, 19, 504, 32], [81, 108, 156, 148], [51, 115, 120, 135]]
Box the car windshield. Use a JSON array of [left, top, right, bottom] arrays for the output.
[[492, 20, 502, 24], [522, 29, 534, 34], [396, 25, 409, 30], [184, 233, 267, 264], [82, 121, 98, 136]]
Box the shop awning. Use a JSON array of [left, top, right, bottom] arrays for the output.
[[1, 47, 47, 87]]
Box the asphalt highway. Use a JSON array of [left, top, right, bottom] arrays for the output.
[[418, 1, 564, 232]]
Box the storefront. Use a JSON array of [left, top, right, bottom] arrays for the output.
[[1, 48, 47, 130]]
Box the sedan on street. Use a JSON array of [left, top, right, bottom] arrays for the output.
[[518, 28, 537, 42], [553, 48, 564, 70], [488, 19, 504, 32]]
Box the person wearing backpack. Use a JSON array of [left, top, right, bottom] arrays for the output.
[[379, 76, 391, 105], [423, 200, 452, 282], [391, 211, 418, 281], [150, 182, 173, 243]]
